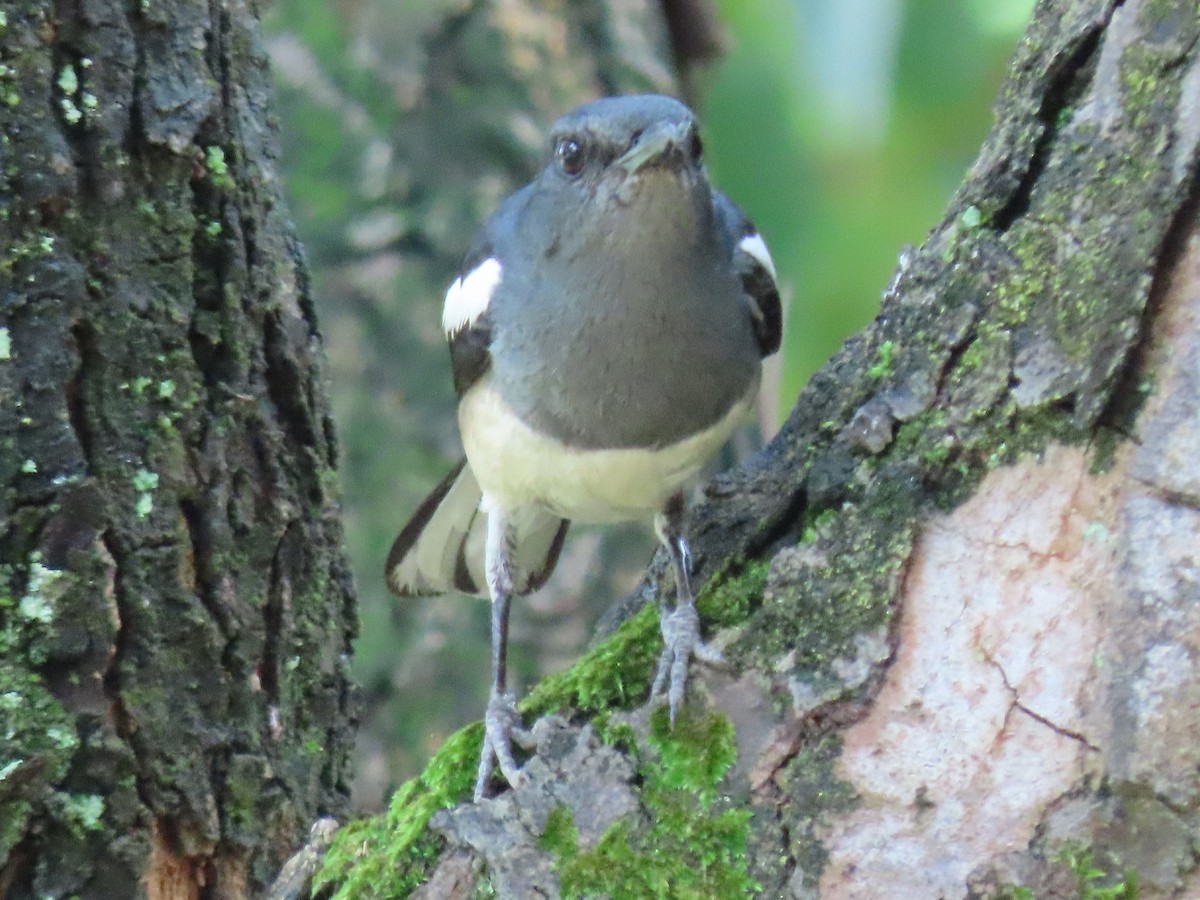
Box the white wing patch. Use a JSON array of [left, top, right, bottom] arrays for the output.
[[737, 232, 777, 279], [442, 257, 502, 337]]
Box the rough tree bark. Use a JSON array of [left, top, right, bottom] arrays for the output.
[[0, 1, 355, 897], [314, 0, 1200, 897]]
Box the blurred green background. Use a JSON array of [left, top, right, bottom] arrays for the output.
[[263, 0, 1032, 810]]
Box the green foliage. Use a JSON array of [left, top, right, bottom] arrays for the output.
[[707, 0, 1023, 411]]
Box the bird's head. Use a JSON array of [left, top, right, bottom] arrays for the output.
[[531, 95, 711, 239]]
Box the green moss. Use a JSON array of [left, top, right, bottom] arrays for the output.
[[59, 794, 105, 835], [739, 481, 915, 673], [522, 560, 768, 720], [647, 705, 737, 801], [799, 508, 837, 545], [538, 805, 579, 856], [523, 604, 659, 717], [777, 734, 857, 891], [1055, 844, 1139, 900], [959, 205, 983, 230], [204, 145, 233, 189], [990, 886, 1036, 900], [697, 559, 769, 630], [548, 709, 756, 899], [0, 229, 61, 277], [57, 64, 78, 95], [316, 724, 481, 898], [866, 340, 894, 380], [0, 566, 78, 856]]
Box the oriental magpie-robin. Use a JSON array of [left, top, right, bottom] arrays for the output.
[[386, 94, 782, 800]]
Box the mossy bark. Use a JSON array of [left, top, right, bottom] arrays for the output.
[[0, 1, 355, 896]]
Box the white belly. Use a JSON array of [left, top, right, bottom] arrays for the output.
[[458, 377, 757, 523]]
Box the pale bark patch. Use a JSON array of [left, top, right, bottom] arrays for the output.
[[819, 445, 1115, 898]]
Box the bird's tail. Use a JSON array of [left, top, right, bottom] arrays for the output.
[[385, 458, 569, 598]]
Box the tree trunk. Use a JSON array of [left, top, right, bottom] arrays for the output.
[[314, 0, 1200, 896], [0, 1, 355, 897]]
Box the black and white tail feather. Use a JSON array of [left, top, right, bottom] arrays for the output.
[[385, 459, 569, 598]]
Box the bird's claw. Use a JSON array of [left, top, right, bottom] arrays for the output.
[[474, 690, 534, 801], [651, 602, 724, 725]]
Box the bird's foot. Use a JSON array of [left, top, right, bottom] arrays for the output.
[[474, 689, 535, 801], [650, 602, 725, 725]]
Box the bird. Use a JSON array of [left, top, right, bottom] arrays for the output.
[[385, 94, 782, 801]]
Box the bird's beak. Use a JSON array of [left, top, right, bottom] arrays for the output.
[[616, 120, 692, 174]]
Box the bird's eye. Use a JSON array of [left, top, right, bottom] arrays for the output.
[[688, 127, 703, 160], [555, 137, 586, 177]]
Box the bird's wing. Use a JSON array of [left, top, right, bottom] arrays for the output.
[[445, 229, 499, 397], [713, 191, 783, 357], [443, 187, 534, 397]]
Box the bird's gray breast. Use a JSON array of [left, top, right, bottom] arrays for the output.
[[487, 223, 760, 450]]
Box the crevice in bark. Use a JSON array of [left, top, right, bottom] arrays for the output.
[[740, 483, 809, 573], [984, 647, 1101, 753], [932, 317, 983, 405], [127, 8, 148, 154], [48, 1, 96, 201], [1098, 167, 1200, 437], [263, 313, 323, 506], [187, 167, 237, 399], [260, 523, 294, 715], [1129, 474, 1200, 512], [66, 321, 97, 469], [992, 13, 1111, 231], [98, 529, 157, 823], [179, 496, 232, 644]]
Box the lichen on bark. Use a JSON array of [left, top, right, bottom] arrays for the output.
[[1, 0, 356, 895]]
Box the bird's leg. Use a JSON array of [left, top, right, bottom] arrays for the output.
[[651, 493, 724, 724], [474, 505, 533, 801]]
